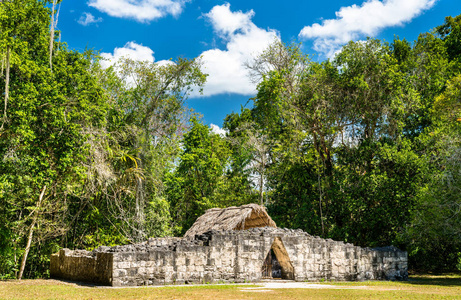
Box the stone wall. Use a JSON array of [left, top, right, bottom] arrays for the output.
[[49, 248, 113, 285], [50, 227, 407, 286]]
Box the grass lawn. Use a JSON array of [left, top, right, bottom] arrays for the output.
[[0, 274, 460, 300]]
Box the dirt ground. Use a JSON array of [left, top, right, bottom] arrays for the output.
[[0, 278, 397, 290], [245, 280, 371, 289], [1, 276, 460, 300]]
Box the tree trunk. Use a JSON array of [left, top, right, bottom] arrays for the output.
[[259, 171, 264, 205], [1, 45, 10, 131], [317, 167, 325, 236], [135, 177, 145, 242], [17, 185, 46, 280], [49, 0, 57, 71]]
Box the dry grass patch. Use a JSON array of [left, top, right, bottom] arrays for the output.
[[0, 274, 460, 300]]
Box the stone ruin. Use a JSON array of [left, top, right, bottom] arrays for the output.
[[50, 205, 408, 286]]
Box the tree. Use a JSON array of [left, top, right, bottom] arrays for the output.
[[77, 56, 207, 244], [0, 5, 108, 280], [0, 0, 208, 278], [436, 15, 461, 62], [166, 116, 233, 234], [406, 74, 461, 270], [225, 120, 270, 205], [222, 109, 260, 205], [0, 0, 109, 278], [242, 39, 424, 249]]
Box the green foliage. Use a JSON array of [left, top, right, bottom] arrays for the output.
[[245, 29, 461, 271], [83, 57, 206, 243], [0, 0, 205, 277], [332, 141, 423, 246], [0, 0, 113, 278], [436, 15, 461, 62], [406, 76, 461, 270], [251, 39, 421, 248], [166, 116, 254, 235]]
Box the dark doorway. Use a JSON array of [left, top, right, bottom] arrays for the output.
[[262, 250, 272, 278], [262, 249, 282, 279], [271, 249, 282, 278], [261, 237, 295, 280]]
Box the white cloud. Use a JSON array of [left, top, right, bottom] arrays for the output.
[[100, 42, 155, 69], [196, 3, 279, 97], [88, 0, 187, 23], [77, 12, 103, 26], [100, 42, 174, 69], [99, 5, 278, 97], [206, 4, 255, 37], [156, 60, 176, 67], [299, 0, 437, 57], [100, 42, 175, 88], [210, 124, 227, 136]]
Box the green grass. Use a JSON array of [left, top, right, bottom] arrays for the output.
[[0, 274, 460, 300]]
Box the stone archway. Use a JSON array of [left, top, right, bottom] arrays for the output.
[[261, 237, 295, 280]]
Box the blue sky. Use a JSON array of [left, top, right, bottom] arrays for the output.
[[57, 0, 460, 129]]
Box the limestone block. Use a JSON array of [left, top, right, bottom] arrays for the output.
[[136, 252, 149, 261], [188, 265, 197, 272], [114, 261, 131, 269], [195, 256, 207, 266], [117, 253, 134, 262], [383, 257, 394, 264], [250, 252, 259, 260], [138, 260, 147, 267], [112, 278, 124, 287], [137, 267, 149, 275], [114, 268, 127, 277]]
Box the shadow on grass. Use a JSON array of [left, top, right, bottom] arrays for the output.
[[406, 274, 461, 288], [48, 278, 110, 288]]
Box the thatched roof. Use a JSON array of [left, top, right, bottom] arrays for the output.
[[184, 204, 277, 238]]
